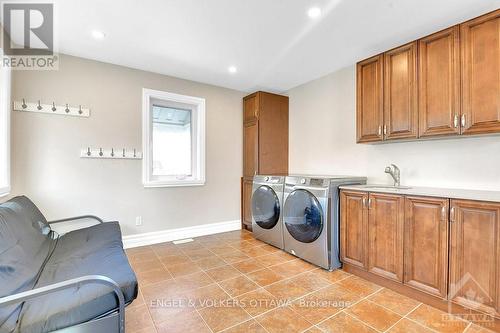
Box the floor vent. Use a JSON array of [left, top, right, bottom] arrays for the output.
[[173, 238, 194, 245]]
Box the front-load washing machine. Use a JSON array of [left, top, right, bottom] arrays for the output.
[[283, 175, 366, 270], [251, 175, 285, 249]]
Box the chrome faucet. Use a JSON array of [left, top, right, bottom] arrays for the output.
[[384, 164, 401, 187]]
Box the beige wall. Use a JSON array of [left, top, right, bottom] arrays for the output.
[[11, 54, 244, 236], [288, 65, 500, 191]]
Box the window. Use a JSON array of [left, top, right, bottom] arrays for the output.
[[142, 89, 205, 187], [0, 49, 11, 197]]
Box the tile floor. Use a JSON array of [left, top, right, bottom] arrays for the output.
[[125, 230, 495, 333]]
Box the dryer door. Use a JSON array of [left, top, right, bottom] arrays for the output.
[[284, 189, 324, 243], [252, 185, 280, 229]]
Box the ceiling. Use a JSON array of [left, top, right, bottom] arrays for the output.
[[4, 0, 499, 92]]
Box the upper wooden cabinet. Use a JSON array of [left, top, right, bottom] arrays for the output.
[[449, 199, 500, 317], [356, 9, 500, 143], [242, 92, 289, 178], [461, 10, 500, 135], [356, 55, 384, 143], [418, 26, 461, 137], [384, 42, 418, 140]]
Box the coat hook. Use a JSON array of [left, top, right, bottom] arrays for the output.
[[65, 104, 70, 113], [37, 100, 42, 110], [122, 148, 126, 157], [111, 148, 115, 157], [22, 99, 27, 109], [78, 105, 83, 115], [99, 148, 103, 157], [87, 147, 92, 156], [52, 102, 57, 112]]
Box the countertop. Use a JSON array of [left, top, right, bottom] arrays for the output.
[[339, 184, 500, 203]]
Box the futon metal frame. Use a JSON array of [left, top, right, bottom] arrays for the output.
[[0, 216, 129, 333]]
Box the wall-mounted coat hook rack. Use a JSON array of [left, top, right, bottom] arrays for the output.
[[14, 100, 90, 117], [80, 147, 142, 160]]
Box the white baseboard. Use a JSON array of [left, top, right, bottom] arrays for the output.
[[122, 220, 241, 249]]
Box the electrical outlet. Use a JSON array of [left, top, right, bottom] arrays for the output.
[[135, 216, 142, 226]]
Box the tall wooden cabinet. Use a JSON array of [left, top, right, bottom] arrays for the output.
[[241, 92, 288, 230], [356, 9, 500, 143]]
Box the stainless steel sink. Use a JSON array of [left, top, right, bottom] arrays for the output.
[[362, 185, 413, 190]]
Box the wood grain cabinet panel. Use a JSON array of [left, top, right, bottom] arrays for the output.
[[449, 200, 500, 317], [356, 55, 384, 143], [461, 10, 500, 135], [418, 26, 461, 137], [242, 179, 254, 228], [384, 42, 418, 140], [404, 196, 449, 298], [243, 94, 259, 124], [340, 191, 369, 269], [368, 193, 405, 282], [243, 122, 258, 178]]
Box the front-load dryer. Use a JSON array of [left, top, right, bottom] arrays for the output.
[[251, 175, 285, 249], [283, 175, 366, 270]]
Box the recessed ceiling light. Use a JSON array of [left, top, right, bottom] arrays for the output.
[[307, 7, 321, 18], [91, 30, 106, 40], [228, 66, 237, 74]]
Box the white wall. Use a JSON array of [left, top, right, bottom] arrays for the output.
[[288, 65, 500, 191], [11, 54, 244, 235]]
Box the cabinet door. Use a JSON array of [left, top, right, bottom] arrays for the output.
[[418, 26, 461, 137], [384, 42, 418, 140], [368, 193, 405, 282], [340, 191, 369, 269], [404, 196, 449, 298], [356, 55, 384, 143], [243, 122, 258, 177], [450, 200, 500, 316], [244, 94, 259, 124], [242, 179, 254, 228], [461, 10, 500, 135]]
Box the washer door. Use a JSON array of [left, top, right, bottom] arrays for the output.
[[284, 189, 324, 243], [252, 185, 280, 230]]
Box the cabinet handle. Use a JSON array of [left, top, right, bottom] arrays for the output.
[[450, 207, 455, 222], [378, 126, 382, 136], [383, 125, 387, 136], [441, 206, 447, 221], [368, 198, 372, 209], [461, 114, 466, 128], [454, 115, 459, 128], [362, 197, 367, 208]]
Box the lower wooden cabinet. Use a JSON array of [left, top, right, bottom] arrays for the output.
[[367, 193, 404, 282], [449, 199, 500, 316], [340, 190, 500, 319], [340, 191, 369, 269], [404, 196, 449, 298], [241, 178, 253, 230]]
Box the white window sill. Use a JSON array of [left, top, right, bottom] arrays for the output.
[[143, 181, 205, 188], [0, 186, 10, 198]]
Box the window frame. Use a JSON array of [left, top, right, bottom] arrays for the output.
[[142, 88, 206, 188], [0, 48, 11, 198]]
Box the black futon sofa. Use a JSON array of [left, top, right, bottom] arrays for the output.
[[0, 196, 138, 333]]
